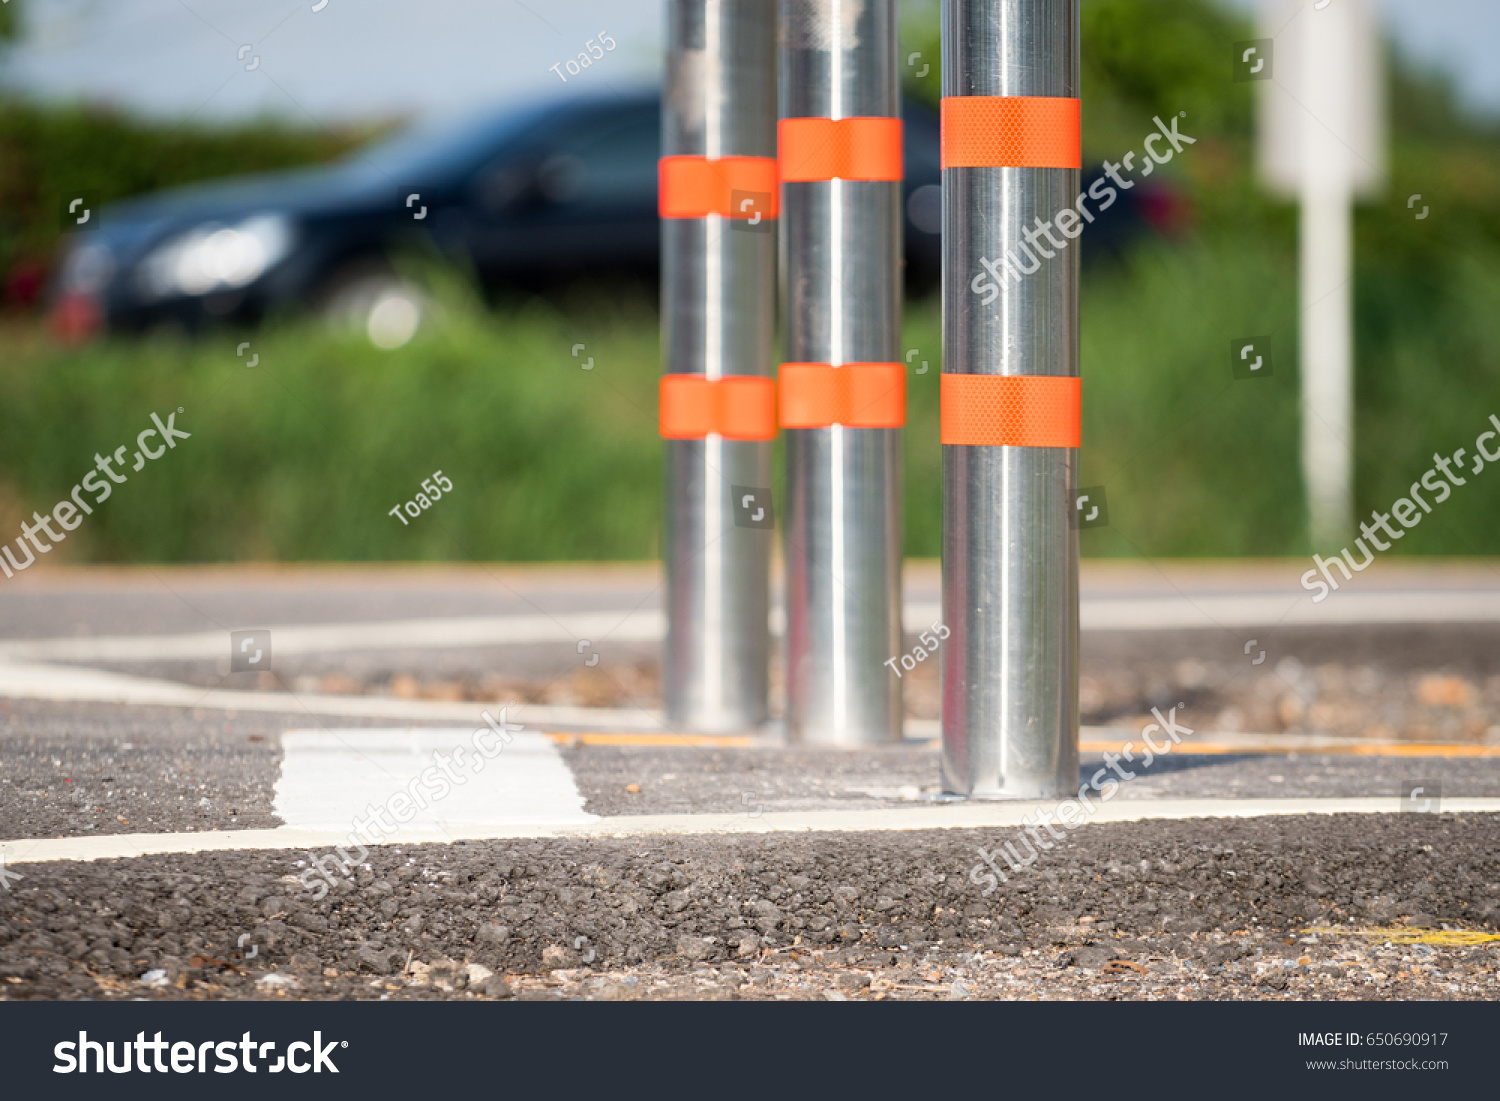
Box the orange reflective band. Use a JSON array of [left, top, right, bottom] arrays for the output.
[[658, 156, 780, 219], [778, 117, 904, 182], [659, 375, 777, 440], [940, 374, 1080, 447], [778, 363, 906, 429], [941, 96, 1081, 169]]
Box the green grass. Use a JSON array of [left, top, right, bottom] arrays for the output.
[[0, 290, 665, 563], [1075, 236, 1500, 559], [3, 226, 1500, 564], [1076, 231, 1304, 557]]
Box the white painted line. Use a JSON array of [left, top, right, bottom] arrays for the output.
[[274, 728, 595, 831], [1077, 590, 1500, 631], [590, 798, 1500, 835], [3, 660, 1491, 749], [0, 660, 667, 731], [4, 589, 1496, 667], [6, 660, 1493, 753], [5, 798, 1497, 864], [0, 610, 666, 663]]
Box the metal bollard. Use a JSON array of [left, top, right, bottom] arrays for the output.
[[661, 0, 778, 732], [780, 0, 904, 746], [940, 0, 1080, 796]]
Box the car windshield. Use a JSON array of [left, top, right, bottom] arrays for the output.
[[350, 102, 553, 184]]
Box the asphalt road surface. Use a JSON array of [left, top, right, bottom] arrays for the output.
[[4, 814, 1497, 1001], [2, 561, 1499, 1001]]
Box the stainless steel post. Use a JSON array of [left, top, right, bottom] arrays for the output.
[[780, 0, 903, 745], [662, 0, 777, 731], [940, 0, 1080, 796]]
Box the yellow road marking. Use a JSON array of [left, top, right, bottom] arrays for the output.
[[1080, 741, 1500, 758], [545, 734, 1499, 754], [1302, 926, 1500, 946], [542, 732, 757, 747]]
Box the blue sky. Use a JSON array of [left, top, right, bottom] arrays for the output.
[[1224, 0, 1500, 119], [0, 0, 665, 123], [0, 0, 1495, 124]]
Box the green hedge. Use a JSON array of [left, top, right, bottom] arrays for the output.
[[0, 99, 375, 287]]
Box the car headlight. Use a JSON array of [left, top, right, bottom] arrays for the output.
[[136, 213, 295, 300]]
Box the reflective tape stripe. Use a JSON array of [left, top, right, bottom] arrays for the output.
[[778, 363, 905, 429], [940, 374, 1080, 447], [659, 375, 777, 440], [777, 117, 904, 182], [940, 96, 1081, 169], [658, 156, 780, 219]]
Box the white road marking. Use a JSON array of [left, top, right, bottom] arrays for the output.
[[0, 660, 1491, 750], [5, 797, 1498, 865], [274, 728, 594, 831], [0, 659, 667, 731], [0, 610, 665, 663], [4, 589, 1498, 666], [1075, 590, 1500, 630]]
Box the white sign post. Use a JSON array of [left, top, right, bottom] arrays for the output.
[[1256, 0, 1385, 548]]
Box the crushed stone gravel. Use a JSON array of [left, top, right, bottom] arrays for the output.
[[3, 812, 1497, 1002]]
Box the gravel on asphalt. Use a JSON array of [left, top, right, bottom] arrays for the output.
[[0, 699, 428, 841], [3, 812, 1497, 1001]]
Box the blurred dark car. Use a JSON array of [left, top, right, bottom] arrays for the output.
[[51, 90, 944, 342]]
